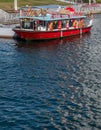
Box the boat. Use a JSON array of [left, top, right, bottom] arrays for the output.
[[12, 5, 93, 41]]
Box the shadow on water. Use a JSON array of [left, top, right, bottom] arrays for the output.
[[15, 32, 91, 49]]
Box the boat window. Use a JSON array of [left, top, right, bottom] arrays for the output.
[[53, 21, 58, 29], [62, 20, 66, 28], [24, 22, 31, 29], [69, 20, 73, 27], [21, 19, 33, 29], [39, 21, 46, 27]]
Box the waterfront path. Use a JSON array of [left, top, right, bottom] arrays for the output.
[[0, 27, 15, 38], [57, 0, 101, 14]]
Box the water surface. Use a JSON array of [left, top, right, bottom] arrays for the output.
[[0, 14, 101, 130]]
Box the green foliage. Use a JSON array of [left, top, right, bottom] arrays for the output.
[[84, 0, 101, 2], [97, 0, 101, 3], [0, 0, 68, 10], [0, 0, 101, 10], [0, 0, 13, 2]]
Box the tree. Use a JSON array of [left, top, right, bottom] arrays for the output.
[[82, 0, 96, 3]]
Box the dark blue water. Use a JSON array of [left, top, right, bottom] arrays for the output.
[[0, 14, 101, 130]]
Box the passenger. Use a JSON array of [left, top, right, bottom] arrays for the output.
[[73, 20, 78, 29], [78, 19, 84, 28], [48, 22, 53, 31], [69, 20, 72, 27], [62, 20, 66, 28], [53, 21, 57, 29], [78, 20, 81, 28], [58, 21, 61, 30], [66, 20, 69, 29], [81, 19, 84, 27]]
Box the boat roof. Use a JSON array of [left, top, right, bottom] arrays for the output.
[[35, 5, 65, 9], [20, 5, 65, 10], [19, 5, 86, 21], [19, 15, 86, 21]]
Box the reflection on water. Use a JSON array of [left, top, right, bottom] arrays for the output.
[[0, 14, 101, 130]]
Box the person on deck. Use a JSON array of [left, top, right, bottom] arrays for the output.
[[73, 20, 78, 29], [69, 20, 72, 28], [48, 22, 53, 31], [66, 20, 69, 29], [58, 21, 61, 30], [78, 19, 84, 28]]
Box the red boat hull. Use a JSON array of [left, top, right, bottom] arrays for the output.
[[13, 26, 92, 40]]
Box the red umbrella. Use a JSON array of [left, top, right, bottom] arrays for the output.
[[65, 7, 75, 12]]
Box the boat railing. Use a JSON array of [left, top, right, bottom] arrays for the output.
[[19, 7, 84, 19], [16, 23, 90, 32], [0, 9, 20, 24]]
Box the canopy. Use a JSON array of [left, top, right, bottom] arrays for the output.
[[19, 15, 86, 21]]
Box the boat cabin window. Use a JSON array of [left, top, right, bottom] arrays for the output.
[[20, 18, 85, 31], [39, 21, 46, 27], [21, 19, 33, 29]]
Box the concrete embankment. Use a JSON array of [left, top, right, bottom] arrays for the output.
[[0, 9, 18, 39], [0, 27, 15, 39]]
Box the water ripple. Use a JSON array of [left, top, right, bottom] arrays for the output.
[[0, 14, 101, 130]]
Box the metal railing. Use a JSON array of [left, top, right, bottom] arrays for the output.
[[0, 9, 19, 24]]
